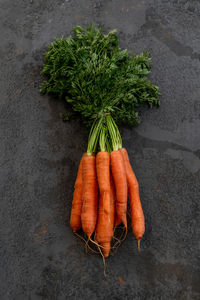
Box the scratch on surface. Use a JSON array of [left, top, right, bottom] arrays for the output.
[[135, 119, 200, 152], [165, 149, 200, 173], [142, 13, 200, 60]]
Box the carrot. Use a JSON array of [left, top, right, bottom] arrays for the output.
[[120, 148, 145, 243], [96, 151, 110, 215], [110, 174, 115, 228], [110, 150, 127, 228], [70, 153, 85, 232], [115, 214, 121, 227], [81, 154, 98, 238], [95, 151, 113, 258], [95, 193, 113, 258], [111, 171, 121, 227]]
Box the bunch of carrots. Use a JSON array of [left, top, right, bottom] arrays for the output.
[[40, 24, 160, 259], [70, 115, 144, 258]]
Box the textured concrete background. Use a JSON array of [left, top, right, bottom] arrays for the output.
[[0, 0, 200, 299]]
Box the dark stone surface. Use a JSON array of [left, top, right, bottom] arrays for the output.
[[0, 0, 200, 299]]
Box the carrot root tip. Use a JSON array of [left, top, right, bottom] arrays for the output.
[[138, 239, 141, 252]]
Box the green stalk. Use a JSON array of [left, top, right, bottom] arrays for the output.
[[99, 125, 112, 154], [106, 115, 122, 151], [105, 128, 112, 154], [99, 126, 106, 152], [112, 117, 122, 149], [87, 114, 121, 155], [87, 117, 103, 155]]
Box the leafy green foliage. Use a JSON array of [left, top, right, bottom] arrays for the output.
[[41, 24, 160, 127]]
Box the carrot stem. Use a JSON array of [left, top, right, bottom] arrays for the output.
[[99, 126, 106, 152], [106, 115, 122, 151], [87, 117, 103, 155]]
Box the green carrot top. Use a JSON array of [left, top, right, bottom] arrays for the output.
[[40, 23, 160, 129]]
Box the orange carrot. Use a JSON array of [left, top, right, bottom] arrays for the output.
[[111, 169, 121, 227], [81, 154, 98, 238], [95, 151, 113, 257], [110, 150, 127, 228], [114, 213, 121, 227], [120, 148, 145, 243], [110, 174, 115, 228], [70, 153, 85, 232], [96, 151, 110, 214]]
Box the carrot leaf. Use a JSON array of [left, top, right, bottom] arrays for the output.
[[40, 24, 161, 128]]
